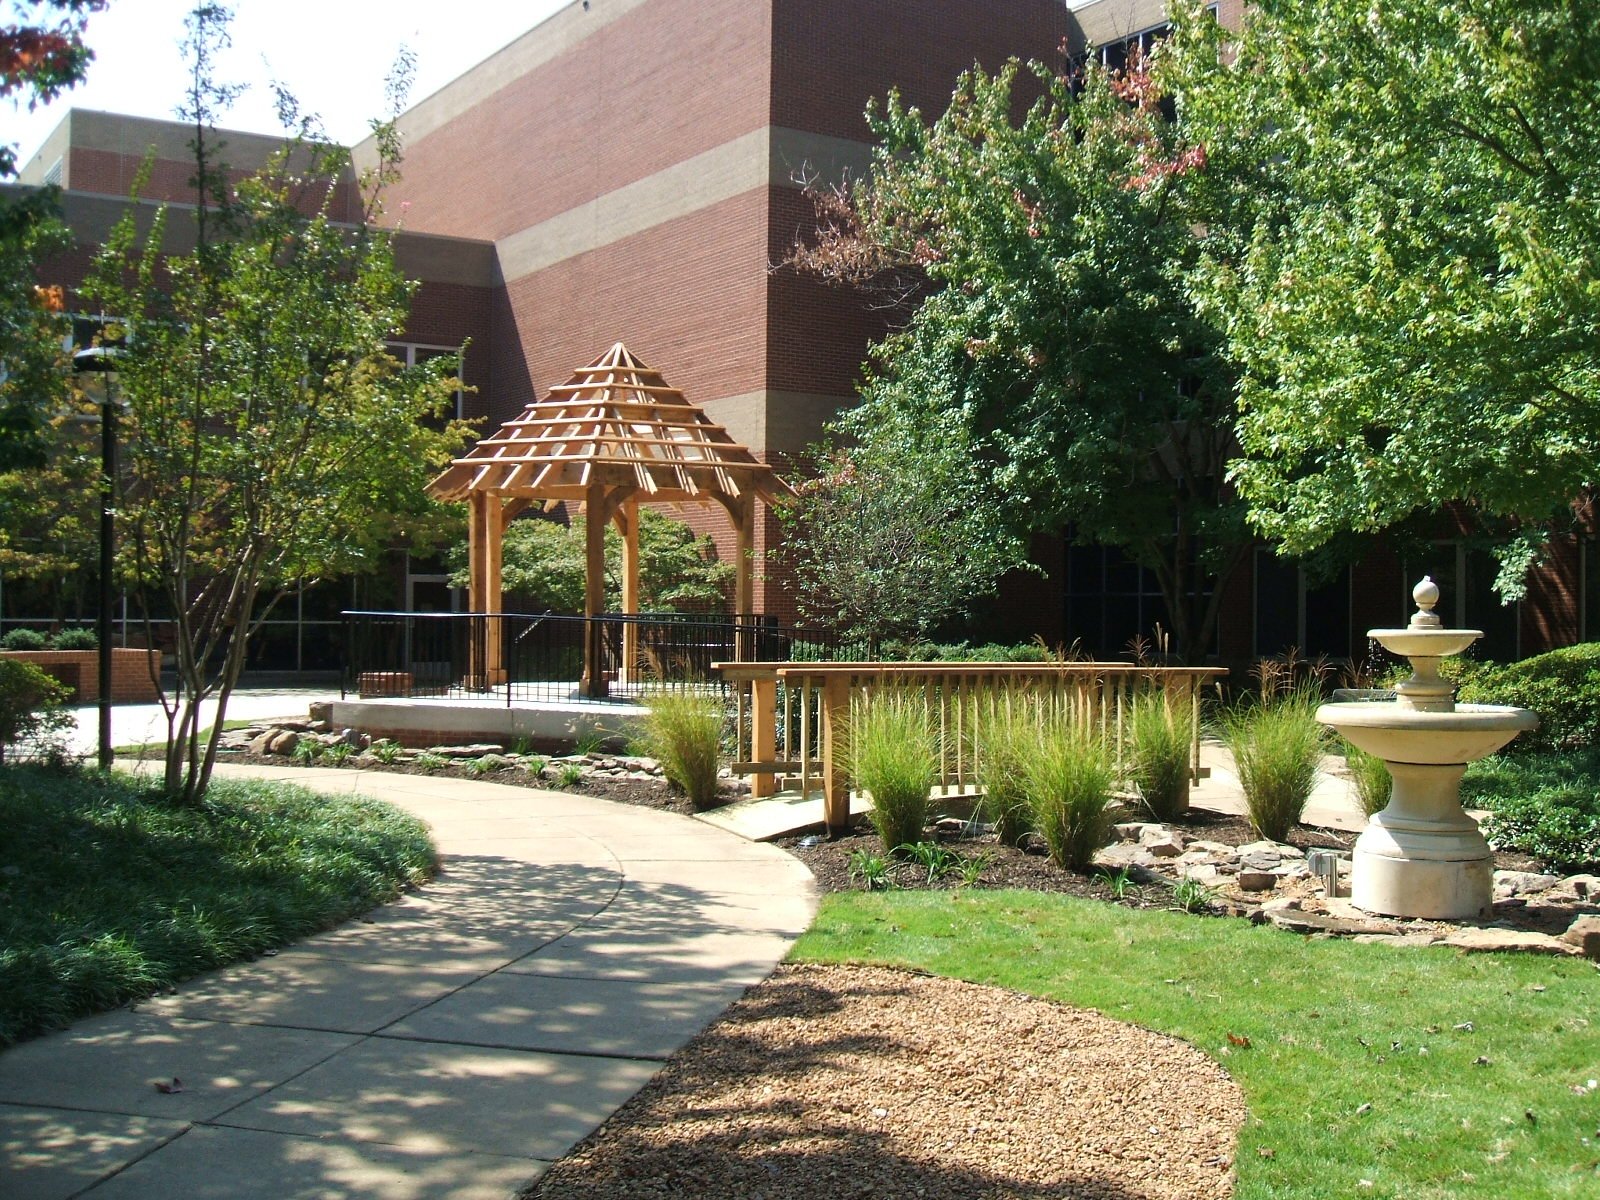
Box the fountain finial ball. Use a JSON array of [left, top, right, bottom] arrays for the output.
[[1411, 576, 1442, 629]]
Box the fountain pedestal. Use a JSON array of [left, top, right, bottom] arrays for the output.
[[1316, 578, 1538, 921]]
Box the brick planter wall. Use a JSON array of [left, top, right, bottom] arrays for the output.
[[1, 649, 161, 703]]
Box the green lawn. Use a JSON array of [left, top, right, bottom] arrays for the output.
[[0, 765, 435, 1045], [794, 890, 1600, 1200]]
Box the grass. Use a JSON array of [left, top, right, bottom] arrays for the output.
[[849, 691, 938, 853], [794, 889, 1600, 1200], [1344, 740, 1393, 817], [1023, 720, 1115, 870], [1223, 686, 1328, 842], [0, 764, 435, 1046], [1126, 687, 1195, 821], [973, 699, 1036, 847], [641, 691, 726, 810]]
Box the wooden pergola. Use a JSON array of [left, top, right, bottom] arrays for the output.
[[427, 343, 792, 696]]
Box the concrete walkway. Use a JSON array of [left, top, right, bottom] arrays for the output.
[[61, 687, 339, 759], [0, 763, 817, 1200]]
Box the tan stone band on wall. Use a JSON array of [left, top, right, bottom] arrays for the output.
[[698, 390, 855, 459], [354, 0, 654, 169], [495, 126, 872, 284]]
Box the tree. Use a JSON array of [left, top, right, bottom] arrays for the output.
[[0, 1, 108, 469], [793, 56, 1244, 657], [774, 440, 1027, 648], [449, 509, 736, 614], [1166, 0, 1600, 593], [86, 4, 469, 802]]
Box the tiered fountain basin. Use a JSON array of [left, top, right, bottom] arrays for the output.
[[1315, 578, 1539, 921]]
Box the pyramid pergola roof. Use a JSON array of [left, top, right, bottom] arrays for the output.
[[427, 343, 791, 697], [427, 343, 791, 505]]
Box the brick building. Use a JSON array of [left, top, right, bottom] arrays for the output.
[[13, 0, 1586, 666]]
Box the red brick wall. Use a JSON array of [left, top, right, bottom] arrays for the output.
[[489, 189, 770, 425], [771, 0, 1070, 141], [68, 148, 360, 221], [1522, 538, 1581, 652], [400, 281, 495, 417], [388, 0, 773, 240]]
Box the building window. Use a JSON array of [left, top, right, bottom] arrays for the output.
[[1407, 542, 1519, 661], [1253, 553, 1352, 660], [1065, 543, 1183, 658], [386, 341, 465, 422]]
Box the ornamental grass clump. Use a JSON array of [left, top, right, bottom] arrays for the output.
[[1024, 720, 1115, 871], [1223, 685, 1328, 842], [642, 691, 726, 811], [1343, 740, 1392, 817], [1126, 687, 1195, 821], [974, 697, 1038, 847], [850, 691, 938, 853]]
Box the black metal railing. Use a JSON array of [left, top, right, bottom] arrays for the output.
[[340, 610, 860, 704]]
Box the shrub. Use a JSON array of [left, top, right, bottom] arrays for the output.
[[1223, 685, 1327, 842], [1126, 688, 1195, 822], [641, 691, 726, 810], [50, 628, 98, 651], [1024, 721, 1115, 871], [558, 762, 586, 787], [975, 698, 1037, 847], [369, 739, 403, 765], [1463, 748, 1600, 868], [0, 659, 73, 766], [1455, 643, 1600, 755], [1343, 741, 1391, 817], [0, 628, 47, 651], [849, 691, 938, 853]]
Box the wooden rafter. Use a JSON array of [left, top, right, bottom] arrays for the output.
[[428, 343, 791, 506]]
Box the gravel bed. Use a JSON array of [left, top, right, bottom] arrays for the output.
[[522, 963, 1245, 1200]]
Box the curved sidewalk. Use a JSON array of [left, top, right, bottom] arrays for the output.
[[0, 764, 818, 1200]]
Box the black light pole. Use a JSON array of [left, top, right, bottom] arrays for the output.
[[73, 345, 123, 772]]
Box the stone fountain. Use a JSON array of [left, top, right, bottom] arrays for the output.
[[1316, 577, 1538, 920]]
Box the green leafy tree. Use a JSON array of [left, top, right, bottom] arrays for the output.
[[1166, 0, 1600, 593], [449, 509, 735, 613], [86, 4, 469, 802], [774, 441, 1026, 647], [0, 1, 109, 469], [795, 56, 1244, 656]]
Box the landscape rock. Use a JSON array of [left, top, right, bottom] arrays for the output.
[[429, 744, 506, 759], [1113, 821, 1150, 841], [338, 728, 369, 750], [1441, 928, 1579, 956], [1238, 840, 1305, 860], [1139, 826, 1186, 857], [1267, 908, 1401, 937], [1239, 850, 1283, 871], [266, 730, 299, 755], [1187, 840, 1237, 857], [247, 730, 275, 755], [1182, 864, 1223, 886], [1237, 870, 1277, 893], [1493, 870, 1562, 898], [474, 753, 513, 771], [1561, 915, 1600, 960], [307, 702, 332, 724], [1545, 874, 1600, 902], [1092, 843, 1149, 871]]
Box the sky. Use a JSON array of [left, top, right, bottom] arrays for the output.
[[5, 0, 570, 168]]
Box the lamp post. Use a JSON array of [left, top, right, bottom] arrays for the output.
[[72, 344, 123, 772]]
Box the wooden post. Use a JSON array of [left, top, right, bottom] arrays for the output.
[[750, 674, 778, 799], [484, 496, 505, 686], [614, 499, 640, 686], [466, 492, 496, 688], [733, 494, 754, 660], [820, 674, 851, 834], [581, 484, 610, 698]]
